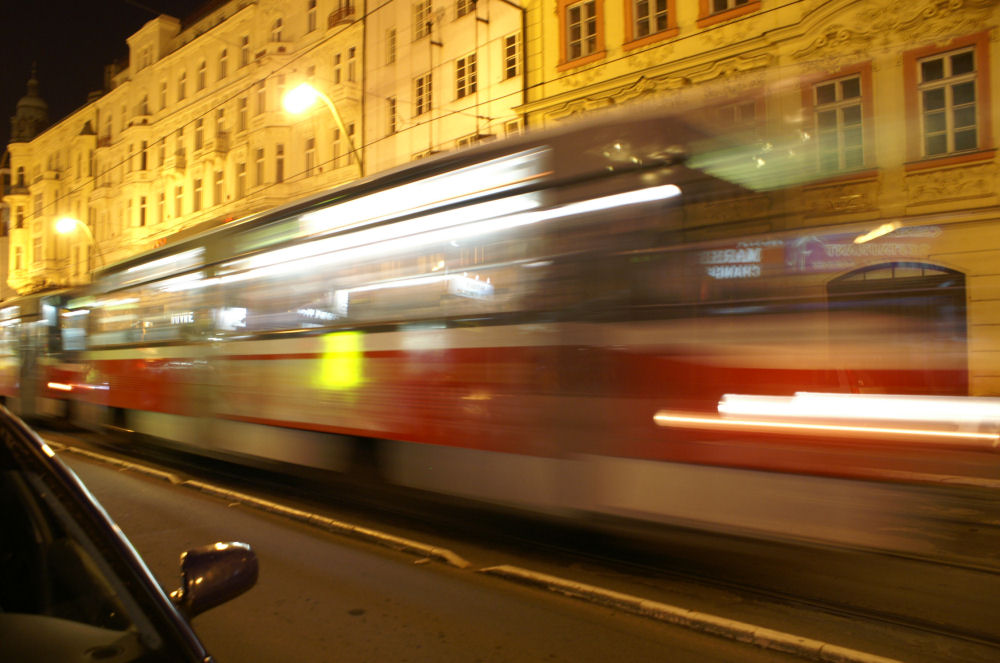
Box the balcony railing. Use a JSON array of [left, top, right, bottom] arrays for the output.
[[164, 149, 186, 174], [328, 2, 355, 27]]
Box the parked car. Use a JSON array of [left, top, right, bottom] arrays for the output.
[[0, 405, 257, 662]]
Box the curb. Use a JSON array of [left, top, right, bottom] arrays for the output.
[[56, 443, 470, 569], [184, 478, 470, 569], [480, 565, 904, 663]]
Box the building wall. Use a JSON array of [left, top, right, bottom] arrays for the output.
[[520, 0, 1000, 395], [364, 0, 526, 173], [5, 0, 366, 293]]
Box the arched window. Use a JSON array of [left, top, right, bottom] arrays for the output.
[[828, 261, 968, 395]]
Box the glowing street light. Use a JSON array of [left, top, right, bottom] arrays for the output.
[[283, 82, 363, 176], [55, 216, 105, 269]]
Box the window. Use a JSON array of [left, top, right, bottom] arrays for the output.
[[565, 0, 599, 62], [334, 54, 342, 84], [240, 35, 250, 66], [256, 80, 266, 114], [219, 49, 228, 79], [348, 47, 356, 82], [160, 81, 167, 109], [193, 178, 203, 212], [255, 148, 265, 185], [214, 171, 224, 205], [15, 206, 24, 229], [387, 96, 397, 135], [711, 0, 749, 12], [504, 119, 521, 137], [919, 49, 978, 156], [386, 28, 397, 64], [275, 144, 285, 183], [272, 18, 283, 42], [178, 71, 186, 100], [456, 54, 477, 98], [698, 0, 758, 27], [333, 127, 342, 167], [631, 0, 669, 40], [33, 237, 42, 265], [175, 185, 183, 216], [215, 109, 225, 137], [197, 61, 207, 91], [307, 0, 317, 32], [277, 75, 285, 105], [237, 162, 247, 198], [15, 246, 22, 271], [503, 33, 521, 80], [140, 141, 148, 170], [194, 118, 204, 151], [158, 192, 165, 223], [139, 196, 147, 227], [305, 137, 316, 176], [415, 73, 432, 115], [814, 75, 865, 172], [414, 1, 432, 40], [238, 97, 248, 131], [456, 0, 474, 18]]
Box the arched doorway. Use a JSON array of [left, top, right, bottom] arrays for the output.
[[827, 262, 968, 395]]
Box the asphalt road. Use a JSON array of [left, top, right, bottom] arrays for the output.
[[60, 452, 809, 663]]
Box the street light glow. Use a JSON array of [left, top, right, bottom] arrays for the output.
[[56, 216, 86, 236], [283, 83, 321, 114], [282, 82, 363, 175], [54, 216, 103, 267]]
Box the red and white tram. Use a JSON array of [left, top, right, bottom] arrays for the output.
[[1, 110, 985, 549]]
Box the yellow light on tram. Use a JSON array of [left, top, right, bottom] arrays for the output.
[[315, 331, 364, 391]]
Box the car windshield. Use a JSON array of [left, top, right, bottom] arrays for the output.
[[0, 423, 175, 663]]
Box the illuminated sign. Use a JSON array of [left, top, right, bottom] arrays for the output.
[[786, 226, 939, 273]]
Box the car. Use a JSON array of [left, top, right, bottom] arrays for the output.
[[0, 404, 258, 662]]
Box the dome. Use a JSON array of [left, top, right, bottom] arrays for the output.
[[10, 65, 49, 143]]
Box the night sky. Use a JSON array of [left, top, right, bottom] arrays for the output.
[[2, 0, 208, 149]]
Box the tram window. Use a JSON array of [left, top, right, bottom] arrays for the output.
[[223, 222, 542, 332], [88, 274, 208, 346]]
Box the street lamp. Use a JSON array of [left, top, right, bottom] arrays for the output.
[[55, 216, 105, 270], [283, 82, 363, 177]]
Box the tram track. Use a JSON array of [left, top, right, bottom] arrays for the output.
[[45, 425, 1000, 662]]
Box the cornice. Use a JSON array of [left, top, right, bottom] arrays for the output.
[[792, 0, 1000, 71]]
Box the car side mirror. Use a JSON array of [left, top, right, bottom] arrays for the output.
[[170, 541, 258, 618]]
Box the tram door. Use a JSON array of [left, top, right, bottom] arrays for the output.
[[827, 262, 968, 396]]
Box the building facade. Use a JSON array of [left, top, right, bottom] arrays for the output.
[[518, 0, 1000, 396], [3, 0, 527, 296], [5, 0, 1000, 395]]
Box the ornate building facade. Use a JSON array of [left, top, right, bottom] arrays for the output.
[[519, 0, 1000, 395], [3, 0, 524, 294]]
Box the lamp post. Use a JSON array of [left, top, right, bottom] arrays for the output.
[[283, 82, 363, 177], [55, 216, 105, 272]]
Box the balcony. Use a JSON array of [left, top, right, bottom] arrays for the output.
[[204, 131, 230, 157], [164, 149, 186, 175], [328, 3, 355, 27]]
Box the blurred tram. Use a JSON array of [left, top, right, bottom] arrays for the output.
[[0, 110, 986, 549]]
